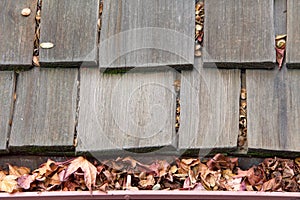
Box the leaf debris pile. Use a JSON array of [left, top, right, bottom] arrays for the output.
[[0, 154, 299, 193], [238, 86, 247, 151], [195, 1, 204, 57]]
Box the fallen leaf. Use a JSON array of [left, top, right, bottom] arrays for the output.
[[62, 156, 97, 191], [183, 177, 191, 189], [0, 171, 7, 180], [207, 154, 238, 171], [0, 175, 18, 193], [149, 160, 170, 177], [234, 168, 249, 178], [8, 164, 30, 177], [139, 174, 155, 188], [18, 174, 37, 190], [295, 157, 300, 167], [275, 47, 285, 69], [46, 172, 61, 187], [33, 159, 57, 177], [247, 166, 265, 186]]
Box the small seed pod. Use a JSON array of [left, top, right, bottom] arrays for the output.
[[40, 42, 54, 49], [21, 8, 31, 16]]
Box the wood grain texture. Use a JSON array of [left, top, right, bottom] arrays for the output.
[[99, 0, 194, 71], [39, 0, 99, 67], [77, 68, 177, 153], [0, 72, 15, 152], [247, 68, 300, 153], [9, 68, 78, 152], [286, 0, 300, 68], [203, 0, 275, 69], [0, 0, 37, 69], [178, 58, 240, 155], [274, 0, 287, 35]]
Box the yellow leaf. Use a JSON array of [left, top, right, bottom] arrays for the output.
[[0, 175, 18, 193]]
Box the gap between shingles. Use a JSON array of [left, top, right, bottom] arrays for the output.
[[73, 68, 80, 151], [32, 0, 42, 67], [174, 71, 181, 149], [236, 69, 248, 154]]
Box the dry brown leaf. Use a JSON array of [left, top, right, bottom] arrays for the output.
[[120, 157, 137, 169], [183, 176, 191, 189], [0, 175, 18, 193], [149, 160, 170, 177], [295, 157, 300, 167], [283, 178, 298, 192], [275, 47, 285, 69], [34, 159, 57, 177], [207, 154, 238, 171], [139, 174, 155, 188], [103, 170, 114, 183], [33, 56, 40, 67], [0, 171, 7, 181], [262, 178, 276, 191], [8, 164, 30, 177], [18, 174, 37, 190], [170, 165, 178, 174], [282, 162, 294, 179], [47, 173, 61, 187], [181, 158, 200, 166], [62, 156, 97, 191], [226, 177, 242, 191], [247, 166, 265, 186], [234, 168, 249, 178], [62, 181, 80, 191]]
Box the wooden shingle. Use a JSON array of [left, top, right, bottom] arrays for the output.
[[203, 0, 275, 69], [77, 68, 177, 153], [39, 0, 99, 67], [9, 68, 78, 152], [0, 0, 37, 69], [178, 58, 240, 155], [247, 68, 300, 154], [286, 0, 300, 68], [99, 0, 194, 71], [0, 72, 15, 152]]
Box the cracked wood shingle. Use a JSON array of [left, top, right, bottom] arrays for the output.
[[203, 0, 276, 69], [0, 0, 37, 69], [99, 0, 194, 71], [39, 0, 99, 67]]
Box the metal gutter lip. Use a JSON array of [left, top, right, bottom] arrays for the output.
[[0, 191, 299, 200]]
